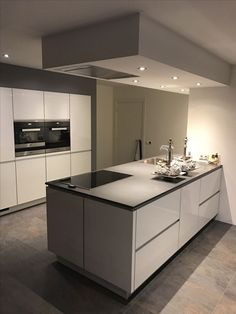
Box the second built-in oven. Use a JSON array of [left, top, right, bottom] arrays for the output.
[[44, 120, 70, 153]]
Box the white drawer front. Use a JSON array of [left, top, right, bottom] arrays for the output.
[[200, 169, 221, 203], [136, 190, 180, 249], [198, 193, 220, 230], [135, 222, 179, 289]]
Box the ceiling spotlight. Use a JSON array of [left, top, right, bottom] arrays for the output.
[[2, 53, 9, 58], [138, 66, 147, 71], [160, 85, 166, 88], [133, 79, 139, 83], [196, 82, 201, 86], [171, 76, 179, 80], [181, 89, 185, 92]]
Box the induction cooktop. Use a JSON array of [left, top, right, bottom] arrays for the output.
[[61, 170, 132, 190]]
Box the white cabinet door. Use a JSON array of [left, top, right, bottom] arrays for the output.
[[71, 151, 91, 176], [46, 153, 70, 181], [179, 180, 200, 248], [198, 193, 220, 229], [0, 162, 17, 209], [200, 169, 221, 203], [136, 190, 180, 249], [70, 94, 91, 152], [16, 156, 46, 204], [44, 92, 69, 120], [135, 222, 179, 289], [13, 89, 44, 120], [0, 88, 15, 162]]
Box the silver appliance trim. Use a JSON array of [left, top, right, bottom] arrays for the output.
[[46, 147, 70, 153], [15, 149, 46, 157], [22, 128, 41, 132], [51, 127, 68, 131], [15, 142, 45, 149]]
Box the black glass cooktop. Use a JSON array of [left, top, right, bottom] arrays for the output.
[[61, 170, 132, 190]]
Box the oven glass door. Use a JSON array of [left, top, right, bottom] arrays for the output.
[[14, 121, 46, 156], [45, 121, 70, 153]]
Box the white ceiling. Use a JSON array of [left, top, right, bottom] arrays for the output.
[[0, 0, 235, 92]]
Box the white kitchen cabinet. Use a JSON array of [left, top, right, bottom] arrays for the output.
[[198, 193, 220, 229], [136, 190, 180, 249], [44, 92, 69, 120], [13, 88, 44, 120], [0, 88, 15, 162], [46, 152, 71, 181], [0, 162, 17, 210], [200, 169, 221, 203], [135, 222, 179, 289], [70, 94, 91, 152], [71, 151, 91, 176], [16, 156, 46, 204], [179, 180, 200, 248]]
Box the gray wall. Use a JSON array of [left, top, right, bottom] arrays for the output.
[[96, 81, 189, 169]]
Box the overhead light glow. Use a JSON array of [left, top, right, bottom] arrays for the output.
[[171, 76, 179, 80], [160, 85, 166, 88], [138, 66, 147, 71], [133, 79, 139, 83], [181, 89, 185, 92], [196, 82, 201, 86], [2, 53, 9, 58]]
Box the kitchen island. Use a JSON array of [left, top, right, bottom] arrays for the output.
[[46, 160, 222, 298]]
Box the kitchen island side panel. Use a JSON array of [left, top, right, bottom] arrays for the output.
[[46, 188, 84, 268], [84, 198, 135, 293]]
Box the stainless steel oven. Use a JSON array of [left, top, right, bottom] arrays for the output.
[[14, 121, 46, 157], [44, 120, 70, 153]]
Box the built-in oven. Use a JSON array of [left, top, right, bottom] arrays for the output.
[[14, 121, 46, 157], [44, 120, 70, 153]]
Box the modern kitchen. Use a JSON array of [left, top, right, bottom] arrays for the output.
[[0, 1, 236, 314]]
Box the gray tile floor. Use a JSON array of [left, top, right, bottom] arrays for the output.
[[0, 203, 236, 314]]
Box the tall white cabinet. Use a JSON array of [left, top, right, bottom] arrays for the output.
[[0, 87, 15, 162], [70, 94, 91, 152], [0, 87, 92, 213]]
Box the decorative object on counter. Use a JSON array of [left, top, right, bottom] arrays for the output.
[[154, 158, 197, 177], [208, 153, 220, 165], [160, 138, 174, 165]]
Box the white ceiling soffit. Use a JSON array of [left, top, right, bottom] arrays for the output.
[[42, 13, 231, 90]]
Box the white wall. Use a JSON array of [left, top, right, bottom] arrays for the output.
[[187, 66, 236, 225], [96, 82, 114, 169]]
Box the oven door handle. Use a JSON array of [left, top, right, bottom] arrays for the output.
[[50, 127, 68, 131], [22, 128, 41, 132]]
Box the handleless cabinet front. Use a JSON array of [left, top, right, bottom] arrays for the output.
[[179, 180, 201, 248], [16, 156, 46, 204], [71, 151, 91, 176], [13, 89, 44, 120], [0, 162, 17, 210], [70, 94, 91, 152], [44, 92, 69, 120], [200, 169, 221, 203], [46, 153, 71, 181], [0, 88, 15, 162]]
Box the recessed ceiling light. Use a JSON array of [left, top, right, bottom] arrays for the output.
[[181, 89, 185, 92], [138, 66, 147, 71], [196, 82, 201, 86], [133, 79, 139, 83], [160, 85, 166, 88], [171, 76, 179, 80], [2, 53, 9, 58]]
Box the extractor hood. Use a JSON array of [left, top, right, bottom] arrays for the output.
[[59, 64, 138, 80]]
